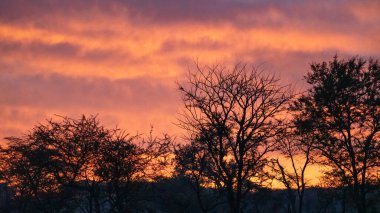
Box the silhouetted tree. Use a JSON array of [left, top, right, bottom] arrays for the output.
[[0, 137, 61, 212], [0, 115, 172, 212], [1, 115, 110, 212], [318, 169, 351, 213], [175, 140, 225, 212], [96, 131, 171, 212], [41, 115, 108, 213], [96, 133, 142, 212], [178, 63, 293, 213], [291, 56, 380, 213], [271, 129, 314, 213]]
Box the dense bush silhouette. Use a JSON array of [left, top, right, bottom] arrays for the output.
[[0, 115, 171, 212]]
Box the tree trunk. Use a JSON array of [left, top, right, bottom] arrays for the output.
[[94, 192, 101, 213], [286, 190, 296, 213], [357, 194, 366, 213], [341, 187, 345, 213], [298, 196, 303, 213], [227, 186, 240, 213], [88, 195, 93, 213], [298, 188, 305, 213]]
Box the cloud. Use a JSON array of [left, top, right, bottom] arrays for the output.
[[159, 37, 227, 53], [0, 71, 183, 140], [0, 40, 78, 57], [0, 39, 129, 63], [1, 0, 376, 33], [0, 72, 179, 112], [0, 0, 379, 143]]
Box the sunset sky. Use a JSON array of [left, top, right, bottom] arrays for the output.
[[1, 0, 379, 149]]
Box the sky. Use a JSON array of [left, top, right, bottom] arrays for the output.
[[0, 0, 379, 146]]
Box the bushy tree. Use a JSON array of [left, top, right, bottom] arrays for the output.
[[291, 56, 380, 213], [0, 115, 171, 212]]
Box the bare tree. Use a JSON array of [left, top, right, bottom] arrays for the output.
[[271, 130, 314, 213], [291, 56, 380, 213], [175, 140, 225, 212], [177, 63, 292, 213]]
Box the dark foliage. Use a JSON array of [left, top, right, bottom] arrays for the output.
[[291, 56, 380, 213], [0, 115, 171, 212]]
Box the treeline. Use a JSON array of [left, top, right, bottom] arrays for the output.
[[0, 56, 379, 213]]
